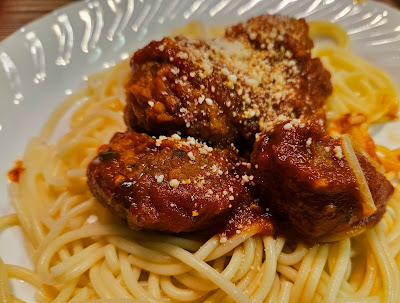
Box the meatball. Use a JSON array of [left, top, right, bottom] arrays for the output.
[[124, 14, 331, 147], [87, 131, 265, 234], [251, 119, 394, 241]]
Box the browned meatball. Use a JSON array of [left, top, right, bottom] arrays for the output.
[[87, 131, 268, 234], [251, 119, 394, 241], [124, 14, 331, 147]]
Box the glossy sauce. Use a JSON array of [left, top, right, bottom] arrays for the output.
[[8, 160, 25, 183]]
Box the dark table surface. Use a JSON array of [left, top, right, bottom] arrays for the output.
[[0, 0, 399, 41]]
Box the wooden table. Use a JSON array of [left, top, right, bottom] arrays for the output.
[[0, 0, 78, 41], [0, 0, 399, 41]]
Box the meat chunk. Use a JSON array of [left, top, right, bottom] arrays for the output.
[[251, 119, 393, 240], [124, 14, 331, 147], [87, 131, 270, 234]]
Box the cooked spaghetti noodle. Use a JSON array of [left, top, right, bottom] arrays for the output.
[[0, 21, 400, 303]]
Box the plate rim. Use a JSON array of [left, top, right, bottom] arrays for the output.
[[2, 0, 400, 49]]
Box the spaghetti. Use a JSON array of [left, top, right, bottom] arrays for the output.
[[0, 20, 400, 303]]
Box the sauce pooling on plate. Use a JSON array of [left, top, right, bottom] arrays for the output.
[[8, 160, 25, 183]]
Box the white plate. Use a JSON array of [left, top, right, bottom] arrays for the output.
[[1, 0, 400, 300]]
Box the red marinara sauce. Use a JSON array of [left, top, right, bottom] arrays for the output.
[[8, 160, 25, 183]]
